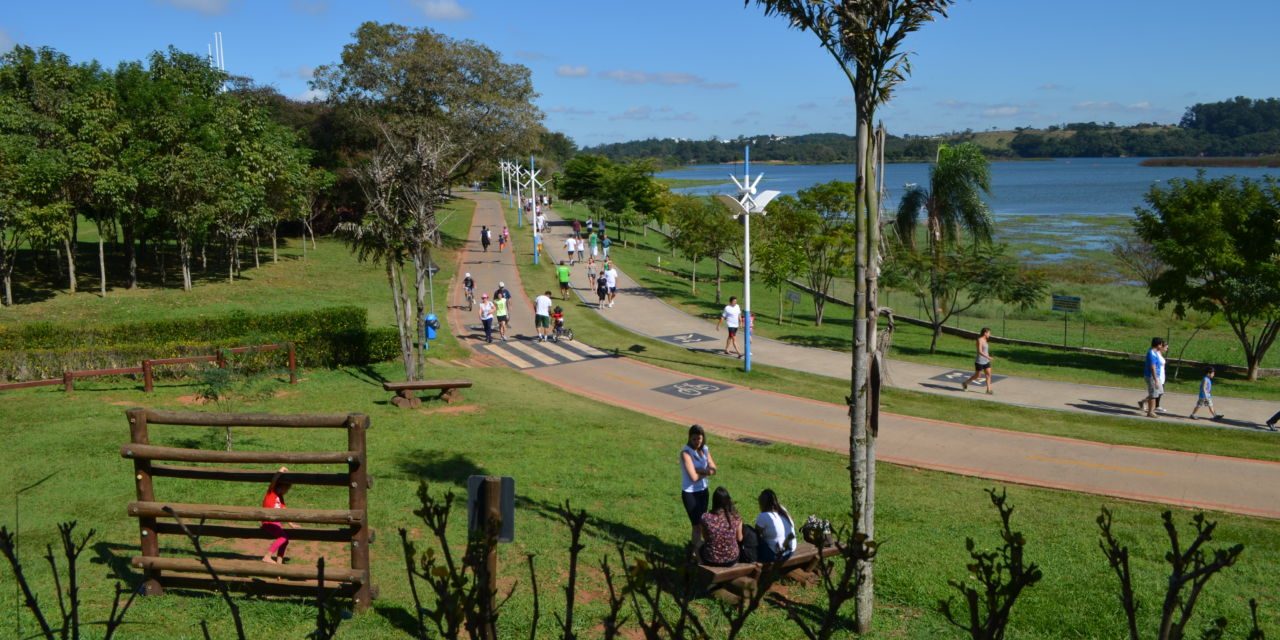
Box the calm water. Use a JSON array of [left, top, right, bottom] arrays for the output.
[[658, 157, 1280, 216]]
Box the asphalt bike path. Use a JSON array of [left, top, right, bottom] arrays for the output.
[[533, 201, 1280, 432], [449, 193, 1280, 519]]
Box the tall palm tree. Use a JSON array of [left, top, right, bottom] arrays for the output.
[[749, 0, 955, 632], [894, 142, 994, 351]]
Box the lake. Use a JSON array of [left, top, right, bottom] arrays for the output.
[[657, 157, 1280, 217]]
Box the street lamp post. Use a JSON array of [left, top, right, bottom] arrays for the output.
[[727, 145, 780, 373]]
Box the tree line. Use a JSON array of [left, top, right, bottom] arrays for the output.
[[0, 45, 325, 304], [583, 97, 1280, 166]]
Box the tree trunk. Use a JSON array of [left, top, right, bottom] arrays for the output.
[[2, 272, 11, 306], [124, 222, 137, 289], [63, 235, 77, 294], [691, 256, 697, 295], [814, 295, 826, 326], [98, 233, 107, 297], [1248, 356, 1260, 382], [252, 233, 261, 269], [271, 226, 278, 263], [388, 261, 414, 381], [179, 239, 192, 291], [851, 115, 873, 634], [228, 241, 236, 283], [715, 259, 722, 304], [411, 242, 430, 381]]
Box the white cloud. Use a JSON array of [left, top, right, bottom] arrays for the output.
[[982, 106, 1021, 117], [1073, 100, 1154, 113], [411, 0, 470, 21], [598, 69, 735, 90], [515, 50, 549, 61], [611, 106, 652, 121], [280, 65, 315, 80], [157, 0, 230, 15], [296, 88, 326, 102], [556, 65, 589, 78], [291, 0, 328, 15], [548, 106, 595, 117], [0, 28, 13, 51]]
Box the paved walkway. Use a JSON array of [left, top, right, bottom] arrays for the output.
[[449, 193, 1280, 519], [531, 202, 1280, 432]]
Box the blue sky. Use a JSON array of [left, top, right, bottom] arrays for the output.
[[4, 1, 1279, 147]]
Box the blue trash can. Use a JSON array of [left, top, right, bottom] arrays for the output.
[[424, 314, 439, 341]]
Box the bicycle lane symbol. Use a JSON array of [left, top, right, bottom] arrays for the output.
[[653, 378, 731, 400]]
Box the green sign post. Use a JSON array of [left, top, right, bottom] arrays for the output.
[[1052, 295, 1083, 346]]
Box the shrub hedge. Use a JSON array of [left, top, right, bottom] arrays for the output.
[[0, 307, 401, 381]]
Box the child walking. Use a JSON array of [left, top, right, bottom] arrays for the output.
[[261, 466, 299, 564], [1188, 366, 1224, 420]]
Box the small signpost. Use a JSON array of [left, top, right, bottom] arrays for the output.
[[467, 475, 515, 640], [1051, 294, 1082, 346], [785, 290, 801, 324]]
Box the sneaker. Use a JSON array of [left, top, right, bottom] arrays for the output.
[[608, 302, 614, 308], [1188, 415, 1196, 420], [962, 381, 969, 392], [1137, 400, 1145, 410], [1213, 414, 1224, 420], [1156, 407, 1168, 414]]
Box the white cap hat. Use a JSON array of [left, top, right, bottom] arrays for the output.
[[498, 281, 505, 287], [465, 272, 471, 278]]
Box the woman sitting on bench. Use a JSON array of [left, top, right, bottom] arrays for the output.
[[755, 488, 797, 562], [699, 487, 743, 566]]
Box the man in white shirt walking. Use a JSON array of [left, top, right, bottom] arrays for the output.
[[716, 296, 743, 358], [534, 290, 554, 342], [603, 261, 619, 308]]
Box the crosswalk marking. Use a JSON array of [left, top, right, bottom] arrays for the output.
[[481, 344, 536, 369], [471, 337, 611, 370], [507, 341, 562, 366]]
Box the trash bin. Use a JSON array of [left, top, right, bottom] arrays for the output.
[[424, 314, 440, 341]]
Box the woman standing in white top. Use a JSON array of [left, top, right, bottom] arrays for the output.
[[754, 488, 796, 562], [680, 424, 717, 544]]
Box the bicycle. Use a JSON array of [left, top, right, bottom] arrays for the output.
[[464, 287, 474, 311]]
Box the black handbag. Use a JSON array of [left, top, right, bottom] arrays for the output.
[[738, 525, 760, 563]]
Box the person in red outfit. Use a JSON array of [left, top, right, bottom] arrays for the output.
[[261, 466, 299, 564]]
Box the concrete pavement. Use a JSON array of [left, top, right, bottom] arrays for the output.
[[531, 200, 1280, 432], [449, 193, 1280, 519]]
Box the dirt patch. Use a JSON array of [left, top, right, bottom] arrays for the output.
[[174, 394, 212, 406], [415, 404, 482, 416], [273, 389, 298, 399], [222, 536, 334, 568]]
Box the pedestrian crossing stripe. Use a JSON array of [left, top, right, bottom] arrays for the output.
[[478, 338, 611, 369]]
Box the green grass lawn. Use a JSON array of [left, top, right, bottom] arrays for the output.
[[548, 201, 1280, 401], [0, 193, 1276, 638], [2, 364, 1278, 639], [500, 199, 1280, 463], [0, 199, 476, 364]]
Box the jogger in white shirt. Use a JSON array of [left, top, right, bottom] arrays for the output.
[[716, 296, 743, 358]]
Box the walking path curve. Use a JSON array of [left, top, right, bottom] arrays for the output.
[[448, 193, 1280, 519], [534, 201, 1280, 431]]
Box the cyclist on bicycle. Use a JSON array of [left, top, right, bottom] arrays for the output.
[[463, 273, 476, 309]]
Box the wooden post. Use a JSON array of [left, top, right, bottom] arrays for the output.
[[126, 408, 164, 595], [63, 371, 73, 393], [347, 413, 372, 612], [216, 350, 226, 369], [480, 476, 500, 640], [287, 343, 298, 385], [142, 360, 153, 393]]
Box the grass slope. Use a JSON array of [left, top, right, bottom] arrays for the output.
[[2, 364, 1278, 638]]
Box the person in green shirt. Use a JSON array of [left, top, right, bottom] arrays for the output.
[[589, 232, 599, 259], [493, 293, 510, 341], [556, 261, 572, 300]]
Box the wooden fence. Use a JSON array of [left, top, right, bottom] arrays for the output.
[[0, 342, 297, 393], [121, 408, 374, 611]]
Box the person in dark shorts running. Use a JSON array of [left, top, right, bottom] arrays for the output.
[[556, 261, 572, 300], [480, 225, 491, 252], [962, 327, 994, 394], [716, 296, 743, 358], [595, 270, 609, 309]]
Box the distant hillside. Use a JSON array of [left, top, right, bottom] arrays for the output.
[[583, 97, 1280, 165]]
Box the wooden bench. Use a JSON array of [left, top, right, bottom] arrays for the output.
[[383, 379, 473, 408], [697, 542, 840, 596]]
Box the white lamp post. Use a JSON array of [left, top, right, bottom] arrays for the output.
[[727, 146, 780, 373]]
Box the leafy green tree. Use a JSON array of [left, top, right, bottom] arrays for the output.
[[667, 194, 741, 300], [761, 182, 857, 326], [894, 142, 1009, 350], [1134, 173, 1280, 380], [750, 2, 957, 628], [559, 154, 612, 202], [754, 207, 808, 324]]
